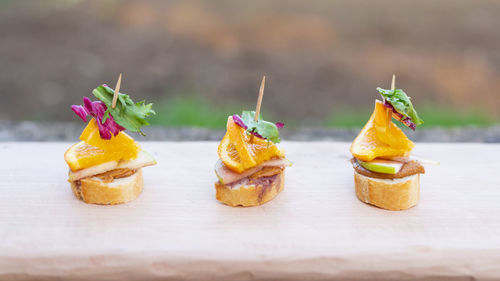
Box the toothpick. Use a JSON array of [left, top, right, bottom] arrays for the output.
[[111, 73, 122, 109], [249, 76, 266, 142], [254, 76, 266, 121], [386, 74, 395, 132]]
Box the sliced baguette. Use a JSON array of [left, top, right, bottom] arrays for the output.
[[215, 170, 285, 207], [70, 169, 143, 205], [354, 170, 419, 211]]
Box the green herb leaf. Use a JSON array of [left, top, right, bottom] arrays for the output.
[[92, 85, 155, 135], [376, 87, 424, 126], [240, 110, 281, 143]]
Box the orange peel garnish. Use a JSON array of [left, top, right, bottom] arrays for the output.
[[64, 141, 122, 171], [80, 118, 139, 160], [218, 116, 284, 173], [350, 100, 414, 162]]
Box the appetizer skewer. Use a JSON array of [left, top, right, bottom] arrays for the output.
[[350, 75, 425, 210], [64, 75, 156, 205], [215, 76, 291, 207]]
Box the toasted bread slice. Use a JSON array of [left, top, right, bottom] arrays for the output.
[[215, 170, 285, 207], [354, 170, 419, 211], [70, 169, 143, 205]]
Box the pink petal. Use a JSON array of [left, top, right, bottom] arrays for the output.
[[383, 101, 415, 130], [249, 131, 264, 139], [232, 114, 248, 129], [83, 97, 94, 113], [71, 105, 88, 122], [72, 96, 125, 139]]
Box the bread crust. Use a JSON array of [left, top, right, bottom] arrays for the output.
[[70, 169, 143, 205], [354, 170, 419, 211], [215, 171, 285, 207]]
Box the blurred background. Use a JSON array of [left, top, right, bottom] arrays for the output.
[[1, 0, 499, 129]]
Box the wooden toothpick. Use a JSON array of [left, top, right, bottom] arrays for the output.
[[254, 76, 266, 121], [249, 76, 266, 142], [111, 73, 122, 109]]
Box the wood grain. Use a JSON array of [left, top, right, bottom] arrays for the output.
[[0, 142, 500, 280]]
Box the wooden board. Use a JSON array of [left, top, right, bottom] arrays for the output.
[[1, 142, 500, 280]]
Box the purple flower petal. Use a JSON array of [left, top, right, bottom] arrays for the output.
[[401, 117, 416, 131], [232, 113, 284, 141], [72, 96, 125, 139], [71, 105, 88, 122], [249, 131, 264, 139], [232, 114, 248, 129], [83, 96, 94, 113], [97, 121, 112, 139], [383, 101, 416, 131]]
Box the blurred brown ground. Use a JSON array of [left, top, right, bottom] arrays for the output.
[[0, 0, 499, 124]]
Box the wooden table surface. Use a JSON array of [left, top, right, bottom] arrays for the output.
[[1, 142, 500, 281]]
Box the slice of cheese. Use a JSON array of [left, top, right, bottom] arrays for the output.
[[69, 150, 156, 181]]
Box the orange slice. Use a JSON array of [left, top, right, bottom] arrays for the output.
[[248, 130, 284, 164], [218, 116, 284, 173], [226, 116, 257, 169], [218, 133, 244, 172], [80, 118, 139, 160], [350, 100, 414, 162], [64, 141, 123, 172]]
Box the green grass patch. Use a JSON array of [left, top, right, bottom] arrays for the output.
[[324, 108, 371, 128], [0, 0, 11, 9], [149, 95, 237, 129], [150, 96, 498, 129], [149, 94, 287, 129], [416, 105, 497, 127], [324, 104, 499, 128]]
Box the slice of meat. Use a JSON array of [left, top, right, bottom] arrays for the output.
[[227, 173, 281, 190], [222, 166, 284, 189], [94, 168, 136, 183], [249, 167, 284, 179], [215, 158, 291, 184], [351, 158, 425, 179]]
